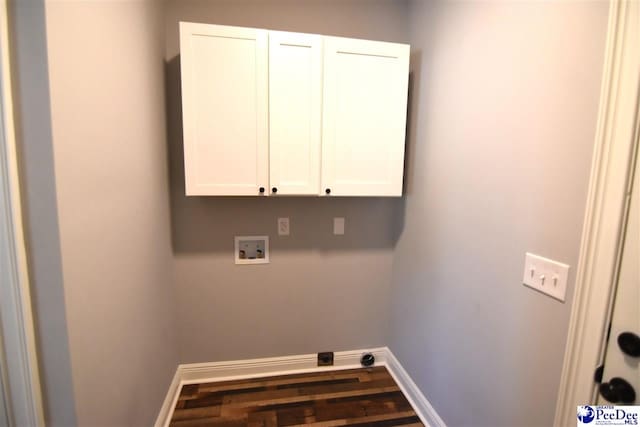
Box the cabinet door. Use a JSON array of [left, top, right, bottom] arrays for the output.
[[321, 37, 409, 197], [180, 23, 268, 196], [269, 32, 322, 195]]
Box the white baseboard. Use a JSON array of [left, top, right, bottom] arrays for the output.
[[154, 347, 445, 427], [384, 349, 447, 427], [179, 347, 389, 384], [154, 367, 181, 427]]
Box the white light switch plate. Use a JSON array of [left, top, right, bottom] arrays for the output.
[[333, 217, 345, 235], [522, 252, 569, 302], [278, 218, 290, 236]]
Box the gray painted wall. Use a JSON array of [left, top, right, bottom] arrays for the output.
[[390, 1, 608, 426], [43, 1, 178, 425], [164, 0, 409, 363], [10, 0, 612, 424], [9, 1, 77, 425]]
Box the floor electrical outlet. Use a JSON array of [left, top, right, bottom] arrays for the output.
[[317, 352, 334, 366]]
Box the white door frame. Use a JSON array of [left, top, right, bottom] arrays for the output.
[[554, 1, 640, 425], [0, 1, 45, 426]]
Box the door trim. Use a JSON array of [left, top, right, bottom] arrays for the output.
[[554, 1, 640, 425], [0, 1, 45, 425]]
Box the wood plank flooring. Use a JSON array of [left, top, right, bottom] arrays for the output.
[[170, 366, 423, 426]]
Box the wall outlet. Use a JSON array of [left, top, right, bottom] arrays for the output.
[[333, 217, 345, 235], [522, 252, 569, 302], [317, 352, 334, 366], [278, 217, 290, 236]]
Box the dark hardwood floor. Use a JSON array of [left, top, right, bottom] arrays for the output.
[[170, 366, 423, 426]]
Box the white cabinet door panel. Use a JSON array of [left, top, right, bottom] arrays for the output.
[[321, 37, 409, 197], [269, 31, 322, 195], [180, 23, 268, 195]]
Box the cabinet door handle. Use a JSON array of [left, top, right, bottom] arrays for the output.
[[325, 188, 331, 195], [272, 187, 278, 194], [259, 187, 265, 194]]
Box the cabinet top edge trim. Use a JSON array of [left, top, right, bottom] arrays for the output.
[[178, 21, 410, 49]]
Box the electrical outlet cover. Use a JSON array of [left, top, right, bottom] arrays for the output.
[[278, 218, 290, 236]]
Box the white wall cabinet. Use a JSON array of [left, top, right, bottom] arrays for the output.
[[179, 23, 409, 197]]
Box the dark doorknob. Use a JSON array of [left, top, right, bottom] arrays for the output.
[[618, 332, 640, 357], [599, 377, 636, 404], [272, 187, 278, 194], [259, 187, 265, 194], [325, 188, 331, 195]]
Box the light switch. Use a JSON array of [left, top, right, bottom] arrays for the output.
[[522, 253, 569, 302], [333, 217, 345, 235], [278, 217, 290, 236]]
